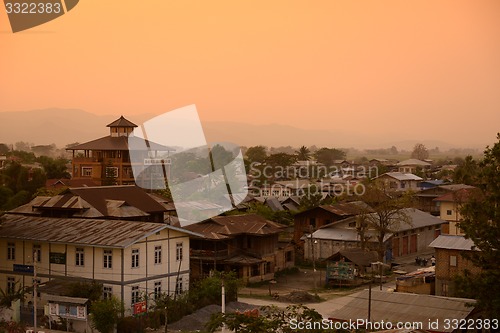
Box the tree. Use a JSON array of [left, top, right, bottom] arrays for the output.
[[0, 143, 9, 154], [210, 144, 235, 169], [2, 190, 30, 211], [0, 187, 14, 209], [14, 141, 32, 152], [266, 153, 297, 168], [69, 281, 103, 306], [411, 143, 429, 160], [454, 133, 500, 317], [299, 185, 323, 211], [358, 184, 414, 261], [313, 148, 346, 166], [65, 142, 80, 149], [0, 281, 27, 308], [90, 297, 122, 333], [452, 155, 479, 185], [245, 146, 268, 164], [206, 304, 331, 333], [38, 156, 70, 179], [295, 146, 311, 161]]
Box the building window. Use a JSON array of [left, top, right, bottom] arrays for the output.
[[75, 247, 84, 267], [175, 277, 183, 295], [103, 286, 113, 300], [131, 286, 140, 304], [154, 246, 162, 264], [251, 265, 260, 277], [105, 167, 118, 178], [176, 243, 183, 261], [33, 244, 41, 263], [309, 218, 316, 228], [7, 243, 15, 261], [104, 250, 112, 269], [450, 255, 457, 267], [7, 277, 16, 294], [446, 209, 452, 216], [265, 262, 272, 274], [82, 167, 92, 177], [154, 281, 162, 299], [285, 251, 293, 262], [132, 249, 139, 268]]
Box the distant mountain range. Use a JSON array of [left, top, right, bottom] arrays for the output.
[[0, 108, 486, 151]]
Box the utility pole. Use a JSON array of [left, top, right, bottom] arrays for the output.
[[33, 250, 38, 333], [310, 231, 317, 290], [368, 280, 372, 323], [164, 305, 168, 333], [221, 279, 226, 333]]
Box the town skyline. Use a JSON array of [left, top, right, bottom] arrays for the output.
[[0, 107, 493, 151]]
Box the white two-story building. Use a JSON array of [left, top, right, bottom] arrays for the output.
[[0, 214, 200, 316]]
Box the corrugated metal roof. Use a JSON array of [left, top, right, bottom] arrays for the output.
[[106, 116, 138, 128], [265, 197, 284, 212], [307, 228, 391, 242], [329, 290, 475, 332], [396, 159, 431, 166], [69, 185, 166, 214], [320, 201, 374, 216], [67, 135, 170, 151], [325, 249, 378, 267], [223, 254, 264, 264], [44, 294, 89, 304], [433, 188, 479, 203], [184, 214, 284, 239], [0, 214, 199, 248], [319, 209, 444, 234], [295, 201, 373, 218], [8, 196, 51, 215], [399, 208, 445, 229], [438, 184, 475, 191], [378, 172, 423, 181], [429, 235, 477, 251]]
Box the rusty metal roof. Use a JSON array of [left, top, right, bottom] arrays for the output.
[[12, 186, 167, 219], [0, 214, 199, 248], [184, 214, 285, 240], [67, 135, 170, 151], [295, 201, 373, 218], [69, 185, 166, 214], [320, 201, 374, 216]]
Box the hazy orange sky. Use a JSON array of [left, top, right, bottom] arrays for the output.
[[1, 1, 500, 147]]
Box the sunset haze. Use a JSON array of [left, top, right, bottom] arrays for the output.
[[1, 0, 500, 147]]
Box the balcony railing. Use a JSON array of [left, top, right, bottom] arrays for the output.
[[72, 157, 131, 164], [190, 249, 229, 259]]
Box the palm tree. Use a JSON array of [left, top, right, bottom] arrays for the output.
[[295, 146, 311, 161]]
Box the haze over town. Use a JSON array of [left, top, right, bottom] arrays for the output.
[[1, 1, 500, 149]]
